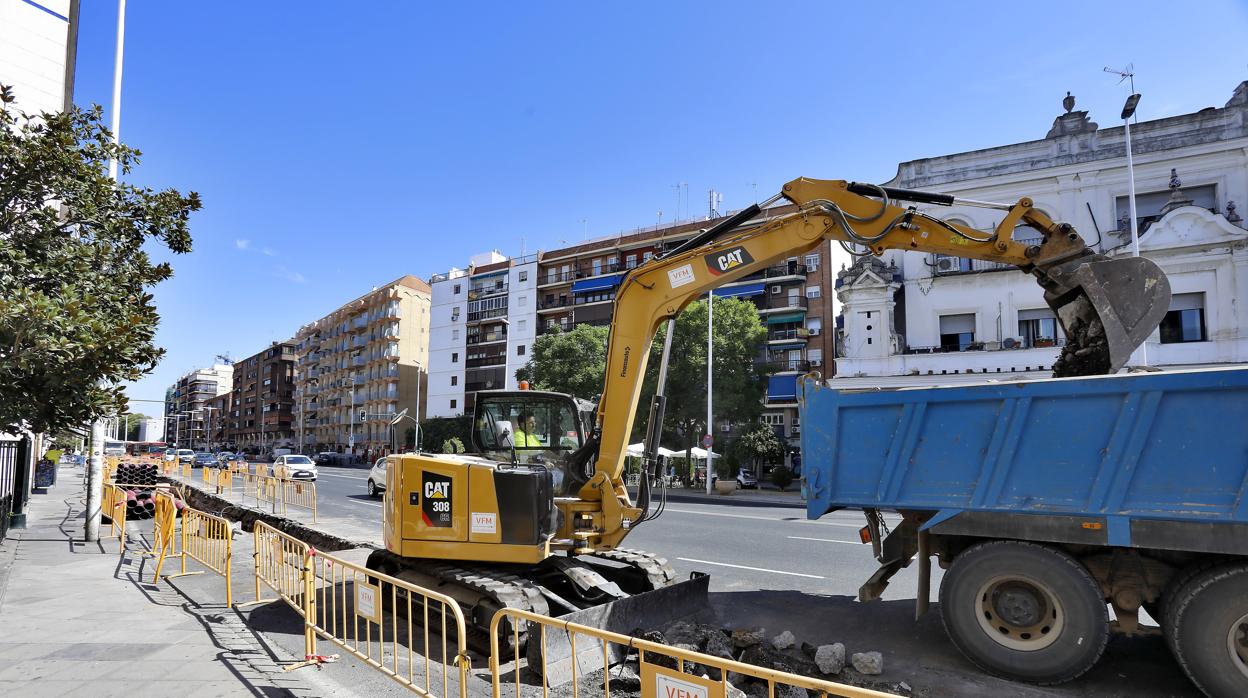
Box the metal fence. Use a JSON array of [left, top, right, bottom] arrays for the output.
[[489, 607, 898, 698], [252, 521, 316, 657], [0, 439, 19, 542]]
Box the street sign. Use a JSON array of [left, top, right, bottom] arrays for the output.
[[702, 434, 713, 448]]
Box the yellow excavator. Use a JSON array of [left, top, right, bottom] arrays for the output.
[[367, 177, 1170, 673]]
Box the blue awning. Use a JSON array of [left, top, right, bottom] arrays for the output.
[[572, 272, 626, 293], [767, 374, 798, 401], [713, 283, 765, 299]]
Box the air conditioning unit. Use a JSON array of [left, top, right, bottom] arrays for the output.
[[810, 358, 822, 367], [807, 328, 821, 336], [935, 256, 958, 272], [720, 423, 731, 433], [771, 285, 783, 294]]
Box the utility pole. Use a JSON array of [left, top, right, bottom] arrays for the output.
[[705, 291, 714, 495], [87, 0, 128, 543]]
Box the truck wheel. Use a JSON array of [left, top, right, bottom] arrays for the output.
[[939, 540, 1109, 684], [1169, 563, 1248, 698], [1160, 558, 1222, 650]]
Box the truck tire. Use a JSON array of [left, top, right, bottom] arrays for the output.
[[939, 540, 1109, 685], [1168, 562, 1248, 698], [1160, 558, 1222, 650]]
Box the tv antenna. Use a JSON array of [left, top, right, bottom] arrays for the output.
[[1103, 63, 1135, 93]]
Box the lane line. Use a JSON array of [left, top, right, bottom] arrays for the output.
[[676, 557, 825, 579], [664, 507, 865, 528], [787, 535, 864, 546], [317, 472, 369, 480]]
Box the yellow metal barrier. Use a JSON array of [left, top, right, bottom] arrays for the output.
[[154, 502, 234, 606], [152, 490, 182, 574], [101, 483, 128, 554], [182, 461, 192, 478], [307, 549, 469, 697], [214, 467, 234, 495], [251, 521, 316, 658], [281, 480, 317, 522], [489, 608, 898, 698], [202, 466, 212, 483], [255, 463, 269, 478]]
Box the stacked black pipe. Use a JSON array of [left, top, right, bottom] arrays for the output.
[[113, 462, 185, 520]]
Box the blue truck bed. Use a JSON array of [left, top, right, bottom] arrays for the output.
[[799, 367, 1248, 550]]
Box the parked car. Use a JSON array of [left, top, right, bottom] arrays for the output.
[[736, 469, 758, 489], [193, 452, 217, 468], [163, 448, 177, 462], [367, 457, 388, 498], [177, 448, 195, 464], [229, 453, 248, 465], [315, 452, 339, 466], [215, 451, 235, 465], [273, 454, 317, 481]]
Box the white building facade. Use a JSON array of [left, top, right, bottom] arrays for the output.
[[0, 0, 78, 116], [427, 252, 540, 418], [835, 83, 1248, 387]]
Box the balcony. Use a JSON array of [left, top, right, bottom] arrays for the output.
[[467, 330, 508, 345], [351, 315, 368, 331], [903, 337, 1068, 354], [467, 307, 508, 323], [468, 284, 509, 300], [352, 355, 366, 367], [352, 336, 368, 349], [763, 359, 811, 373], [763, 295, 808, 312], [466, 354, 506, 369], [464, 381, 502, 392], [762, 262, 807, 280], [538, 323, 571, 336], [539, 296, 572, 311], [768, 329, 809, 342], [579, 261, 624, 279], [539, 269, 577, 286], [353, 375, 366, 385], [307, 401, 320, 411]]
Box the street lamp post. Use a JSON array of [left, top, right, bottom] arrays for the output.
[[1121, 92, 1147, 366], [705, 291, 714, 495]]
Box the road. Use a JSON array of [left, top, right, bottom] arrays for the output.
[[295, 464, 1197, 697]]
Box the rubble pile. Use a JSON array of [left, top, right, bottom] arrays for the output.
[[612, 620, 913, 697]]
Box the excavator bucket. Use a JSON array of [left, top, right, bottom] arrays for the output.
[[1045, 254, 1171, 376], [526, 572, 711, 687]]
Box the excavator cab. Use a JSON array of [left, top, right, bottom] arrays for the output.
[[470, 390, 597, 496]]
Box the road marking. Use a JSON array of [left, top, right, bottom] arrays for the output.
[[787, 535, 863, 546], [664, 507, 863, 528], [317, 471, 369, 480], [676, 557, 825, 579]]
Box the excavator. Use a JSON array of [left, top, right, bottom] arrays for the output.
[[366, 177, 1170, 676]]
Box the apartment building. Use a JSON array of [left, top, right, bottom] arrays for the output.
[[163, 364, 233, 450], [206, 391, 232, 450], [293, 275, 431, 458], [226, 342, 296, 454], [834, 82, 1248, 387], [0, 0, 79, 116], [427, 251, 540, 417], [428, 209, 838, 454]]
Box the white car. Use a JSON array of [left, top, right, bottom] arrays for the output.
[[367, 457, 388, 498], [273, 454, 317, 481], [177, 448, 195, 464]]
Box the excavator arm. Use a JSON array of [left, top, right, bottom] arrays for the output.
[[574, 177, 1170, 548]]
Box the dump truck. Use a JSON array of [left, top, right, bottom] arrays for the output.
[[800, 366, 1248, 697]]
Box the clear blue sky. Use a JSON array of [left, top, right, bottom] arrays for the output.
[[69, 1, 1248, 413]]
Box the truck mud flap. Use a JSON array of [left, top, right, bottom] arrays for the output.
[[525, 572, 710, 687]]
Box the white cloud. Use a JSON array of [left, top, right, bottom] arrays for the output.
[[261, 247, 277, 257], [235, 239, 251, 250], [278, 266, 306, 284]]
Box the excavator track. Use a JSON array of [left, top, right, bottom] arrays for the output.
[[586, 547, 679, 590], [367, 547, 684, 654]]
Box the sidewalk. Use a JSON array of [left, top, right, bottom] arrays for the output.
[[0, 463, 317, 698]]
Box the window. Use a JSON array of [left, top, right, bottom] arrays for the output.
[[450, 399, 457, 410], [643, 251, 654, 262], [451, 352, 459, 363], [518, 270, 528, 282], [518, 319, 526, 331], [451, 307, 460, 321], [805, 254, 820, 272], [808, 348, 823, 364], [451, 375, 458, 386], [939, 313, 976, 351], [453, 284, 461, 295], [807, 317, 822, 335], [1018, 308, 1061, 348], [1160, 293, 1207, 343], [626, 254, 637, 269], [451, 329, 459, 341], [592, 259, 602, 276], [805, 285, 821, 299], [1115, 184, 1217, 233], [761, 414, 784, 426], [518, 295, 527, 307], [517, 345, 526, 356]]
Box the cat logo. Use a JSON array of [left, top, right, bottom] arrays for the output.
[[704, 246, 754, 276], [421, 472, 453, 527]]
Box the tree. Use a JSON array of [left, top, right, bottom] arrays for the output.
[[770, 465, 795, 491], [121, 412, 149, 441], [441, 437, 465, 454], [420, 416, 471, 452], [515, 324, 610, 398], [736, 421, 784, 471], [643, 298, 769, 461], [0, 87, 200, 434]]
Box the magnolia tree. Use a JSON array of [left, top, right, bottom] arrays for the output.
[[0, 86, 200, 433]]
